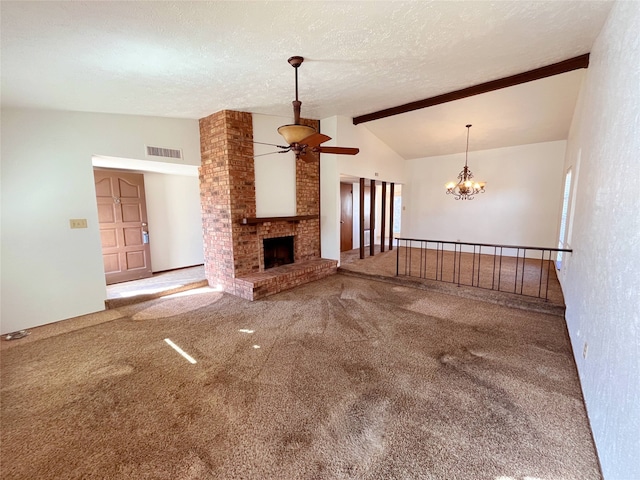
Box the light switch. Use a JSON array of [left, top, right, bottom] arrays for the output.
[[70, 218, 88, 229]]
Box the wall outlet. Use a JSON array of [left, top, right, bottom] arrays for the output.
[[69, 218, 88, 229], [583, 342, 588, 359], [374, 172, 379, 177]]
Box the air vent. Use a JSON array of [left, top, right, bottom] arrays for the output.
[[145, 145, 183, 159]]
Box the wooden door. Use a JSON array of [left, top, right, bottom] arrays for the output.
[[340, 183, 353, 252], [94, 169, 153, 285]]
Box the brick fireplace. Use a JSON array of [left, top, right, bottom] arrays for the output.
[[198, 110, 337, 300]]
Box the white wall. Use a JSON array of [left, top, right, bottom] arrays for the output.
[[252, 113, 297, 216], [320, 115, 406, 262], [403, 141, 567, 247], [0, 108, 200, 333], [144, 172, 204, 272], [558, 2, 640, 478]]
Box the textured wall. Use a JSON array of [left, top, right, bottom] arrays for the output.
[[558, 2, 640, 478]]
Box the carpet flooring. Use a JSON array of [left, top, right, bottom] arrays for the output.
[[1, 274, 600, 479]]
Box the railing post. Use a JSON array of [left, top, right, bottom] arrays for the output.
[[520, 249, 527, 295], [425, 241, 429, 280], [477, 246, 481, 286], [457, 243, 462, 286], [453, 242, 457, 284], [492, 246, 497, 290], [514, 248, 520, 294], [538, 250, 545, 298], [472, 245, 477, 287], [545, 249, 552, 301], [498, 247, 503, 291]]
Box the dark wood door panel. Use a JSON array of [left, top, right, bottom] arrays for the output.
[[340, 183, 353, 252]]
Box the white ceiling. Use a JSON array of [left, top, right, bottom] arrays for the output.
[[1, 1, 613, 158]]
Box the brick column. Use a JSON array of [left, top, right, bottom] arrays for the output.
[[199, 110, 257, 293], [295, 118, 321, 261]]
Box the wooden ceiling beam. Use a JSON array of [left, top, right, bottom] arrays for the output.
[[352, 54, 590, 125]]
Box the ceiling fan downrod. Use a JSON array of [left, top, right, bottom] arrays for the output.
[[288, 56, 304, 125]]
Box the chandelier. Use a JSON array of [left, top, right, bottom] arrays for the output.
[[445, 124, 486, 200]]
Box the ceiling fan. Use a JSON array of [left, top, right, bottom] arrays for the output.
[[254, 56, 359, 160]]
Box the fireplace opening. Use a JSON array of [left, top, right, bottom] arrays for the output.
[[263, 236, 294, 270]]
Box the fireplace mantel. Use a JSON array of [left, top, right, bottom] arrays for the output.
[[240, 215, 318, 225]]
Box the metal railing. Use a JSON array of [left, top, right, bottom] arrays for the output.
[[396, 238, 572, 301]]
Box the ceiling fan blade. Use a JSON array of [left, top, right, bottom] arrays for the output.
[[314, 146, 360, 155], [254, 150, 290, 158], [253, 141, 290, 150], [300, 133, 331, 148]]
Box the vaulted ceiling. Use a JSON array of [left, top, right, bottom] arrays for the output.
[[0, 1, 613, 158]]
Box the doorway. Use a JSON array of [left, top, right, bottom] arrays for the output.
[[94, 169, 153, 284]]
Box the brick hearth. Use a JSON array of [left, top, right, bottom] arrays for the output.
[[199, 110, 337, 300]]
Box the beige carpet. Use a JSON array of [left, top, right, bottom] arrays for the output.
[[1, 274, 600, 479]]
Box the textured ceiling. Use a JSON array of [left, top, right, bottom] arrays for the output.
[[1, 1, 613, 157]]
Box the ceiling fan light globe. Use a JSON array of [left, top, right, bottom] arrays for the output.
[[277, 124, 316, 145]]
